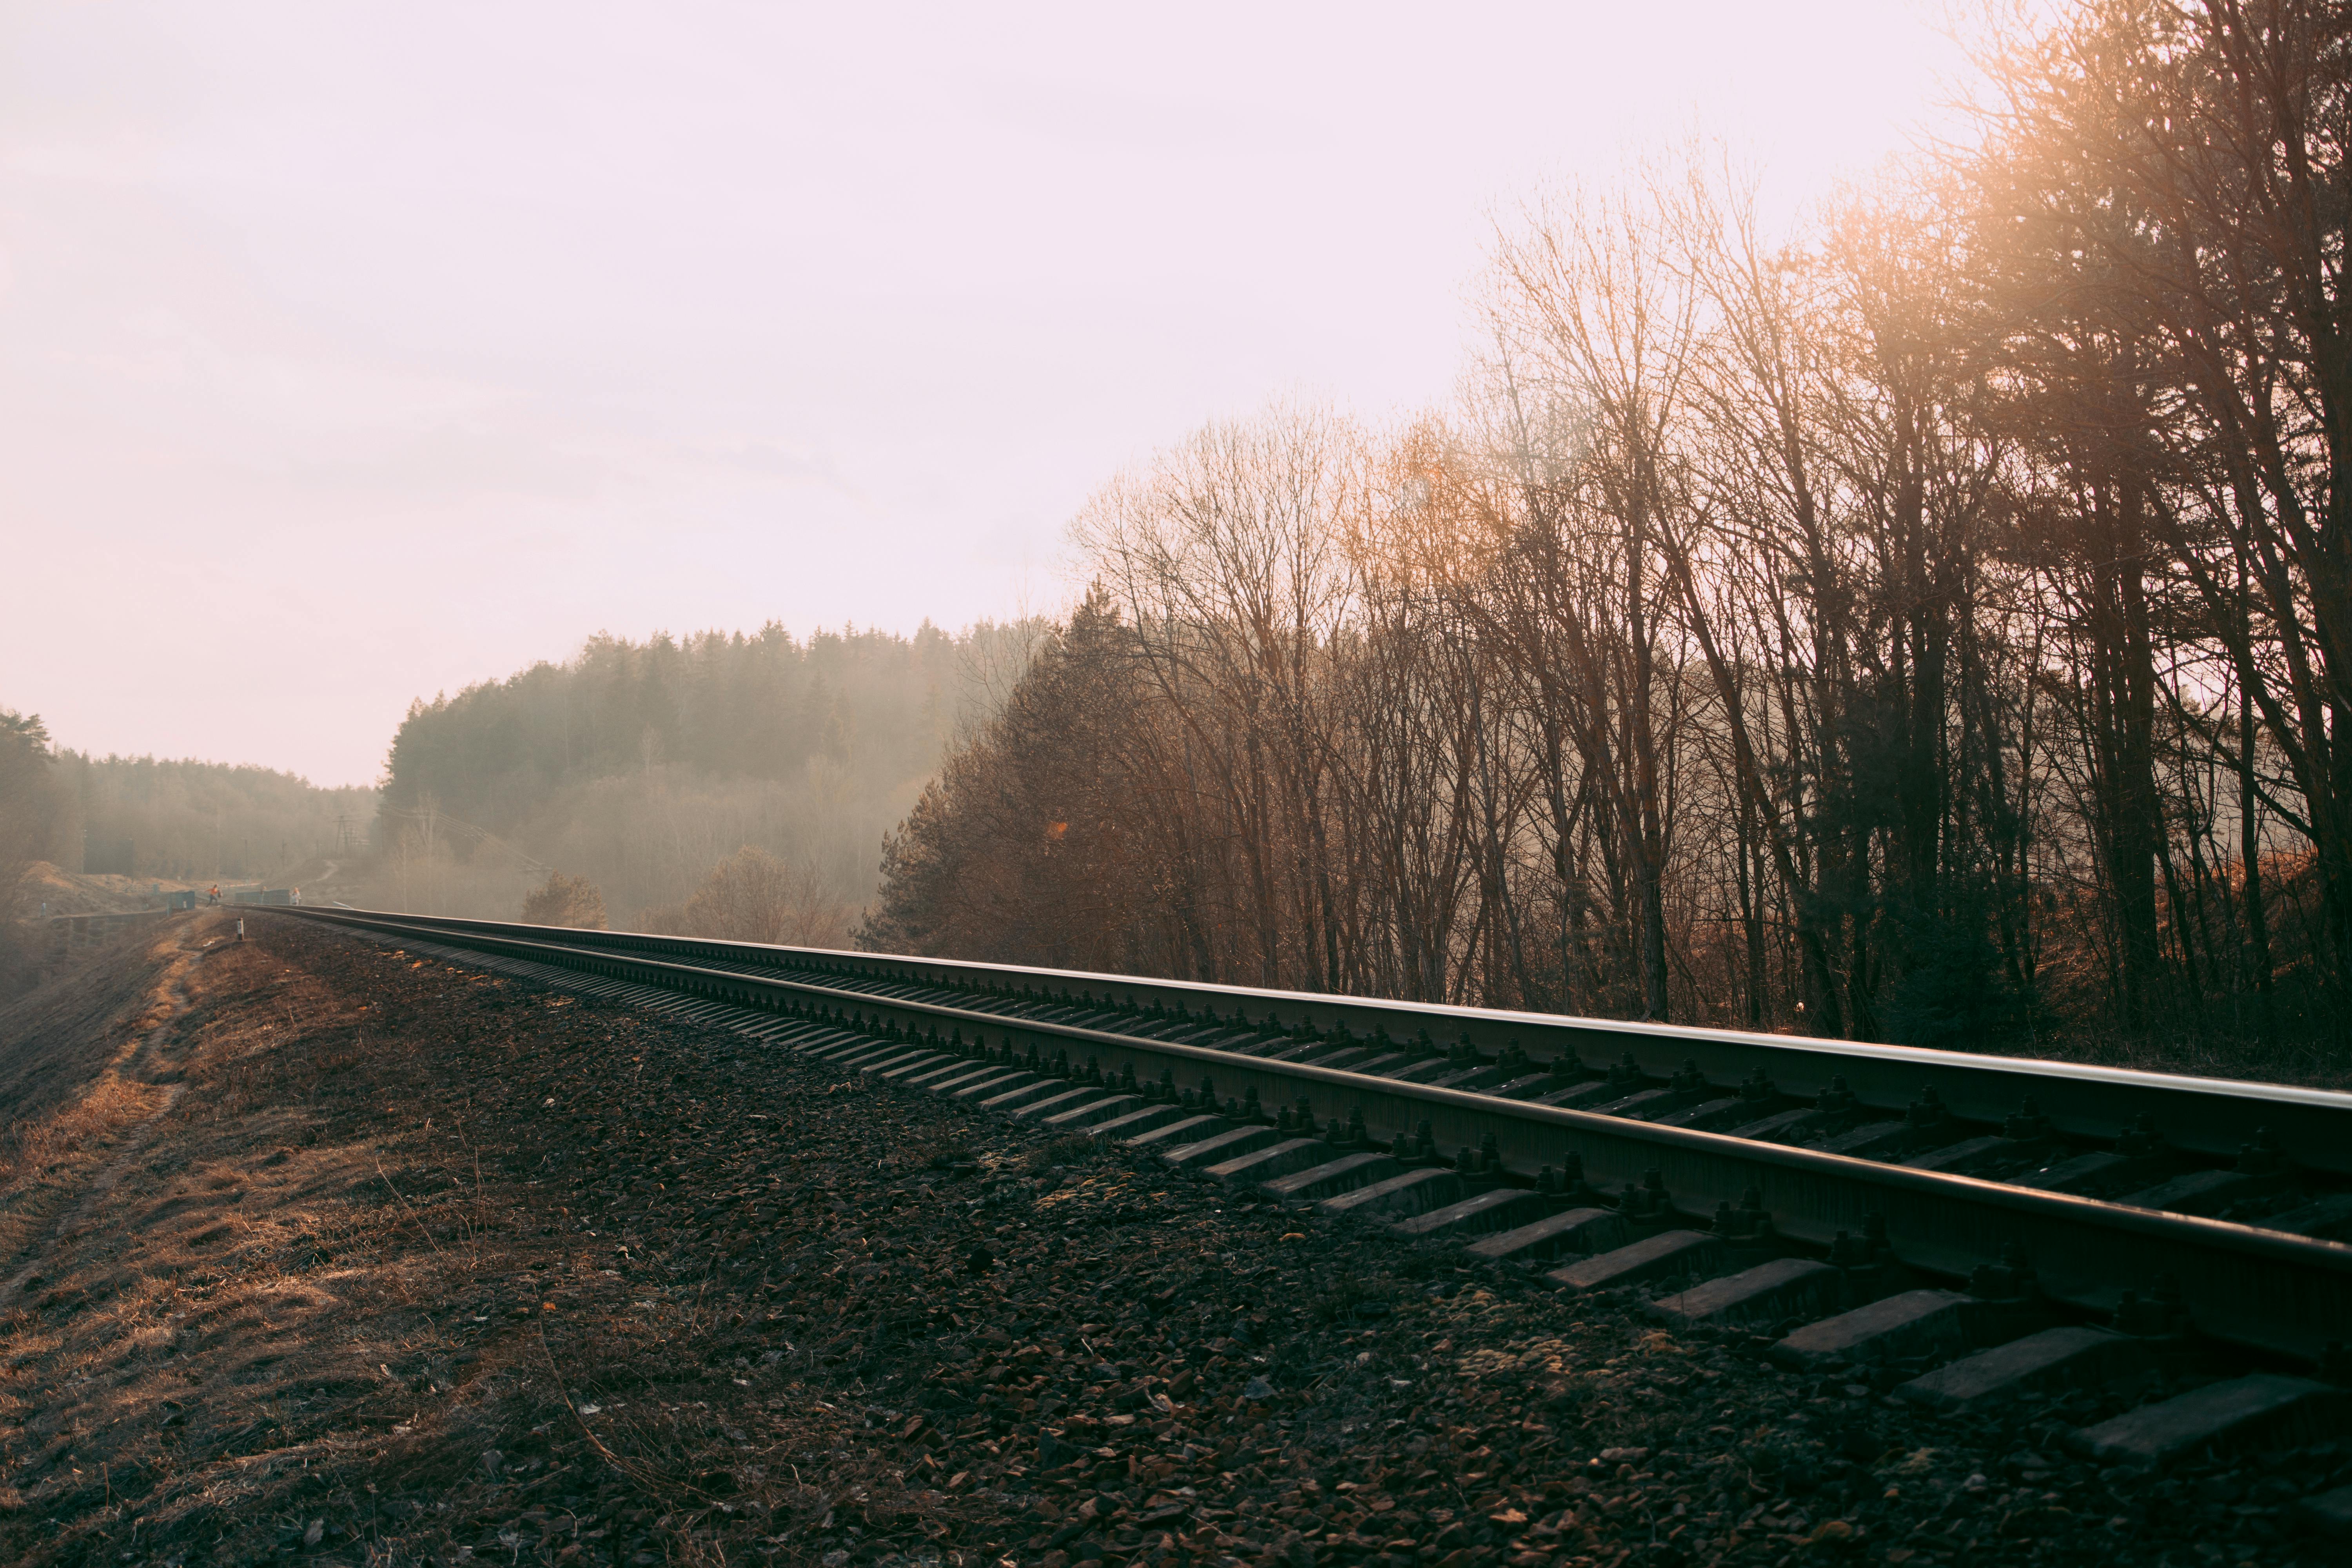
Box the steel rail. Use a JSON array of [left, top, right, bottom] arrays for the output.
[[264, 905, 2352, 1363], [272, 906, 2352, 1177]]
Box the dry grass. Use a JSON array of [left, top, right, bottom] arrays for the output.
[[0, 916, 186, 1137], [0, 914, 997, 1565], [0, 1073, 162, 1192], [0, 917, 202, 1315], [0, 914, 439, 1561]]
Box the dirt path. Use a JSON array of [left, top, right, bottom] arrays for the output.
[[9, 944, 205, 1272]]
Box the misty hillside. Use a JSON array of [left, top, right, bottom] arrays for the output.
[[1, 711, 376, 996], [60, 754, 376, 882], [368, 620, 1045, 930]]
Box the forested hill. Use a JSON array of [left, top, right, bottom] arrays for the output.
[[372, 621, 1044, 928], [382, 625, 956, 826], [62, 756, 374, 882]]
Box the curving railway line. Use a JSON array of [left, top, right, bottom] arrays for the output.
[[261, 905, 2352, 1487]]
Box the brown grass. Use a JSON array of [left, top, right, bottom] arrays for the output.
[[0, 914, 978, 1565], [0, 1074, 160, 1191], [0, 915, 187, 1136], [0, 916, 203, 1307]]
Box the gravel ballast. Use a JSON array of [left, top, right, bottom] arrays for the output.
[[2, 913, 2342, 1566]]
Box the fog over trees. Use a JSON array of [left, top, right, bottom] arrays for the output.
[[367, 619, 1047, 937], [0, 725, 370, 890], [863, 0, 2352, 1061], [59, 757, 374, 883], [0, 618, 1036, 993], [0, 712, 375, 994]]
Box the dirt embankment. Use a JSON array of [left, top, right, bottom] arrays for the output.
[[1, 916, 2345, 1568]]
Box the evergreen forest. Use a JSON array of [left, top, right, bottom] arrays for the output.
[[371, 620, 1045, 934]]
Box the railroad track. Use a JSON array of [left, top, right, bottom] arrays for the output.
[[259, 906, 2352, 1497]]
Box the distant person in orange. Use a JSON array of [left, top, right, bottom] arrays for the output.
[[208, 885, 220, 906]]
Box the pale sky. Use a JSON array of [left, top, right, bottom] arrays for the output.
[[2, 2, 1965, 787]]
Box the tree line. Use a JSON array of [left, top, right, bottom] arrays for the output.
[[0, 711, 371, 995], [862, 0, 2352, 1061], [376, 619, 1047, 931], [0, 711, 65, 995], [0, 719, 369, 891], [58, 754, 374, 884]]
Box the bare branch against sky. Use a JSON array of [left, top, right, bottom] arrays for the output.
[[0, 2, 1960, 785]]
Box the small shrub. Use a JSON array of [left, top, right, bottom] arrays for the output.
[[520, 872, 608, 930]]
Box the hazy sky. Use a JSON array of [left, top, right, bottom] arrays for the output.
[[3, 2, 1964, 786]]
